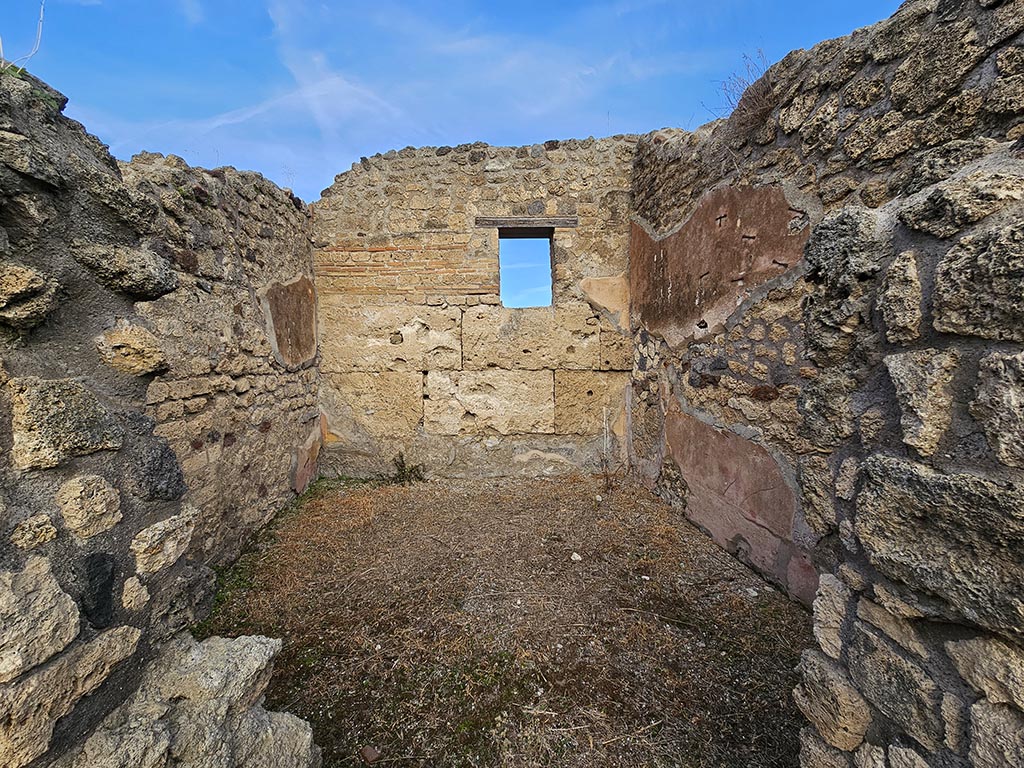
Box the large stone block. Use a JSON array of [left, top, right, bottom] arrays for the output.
[[889, 18, 985, 114], [987, 71, 1024, 113], [802, 208, 885, 370], [879, 251, 922, 344], [319, 301, 461, 372], [9, 514, 57, 550], [8, 377, 124, 470], [130, 507, 196, 576], [0, 557, 79, 684], [599, 322, 632, 371], [799, 370, 857, 449], [856, 598, 927, 658], [855, 456, 1024, 637], [56, 474, 123, 539], [0, 625, 141, 768], [74, 244, 178, 298], [804, 208, 884, 285], [554, 371, 628, 435], [0, 263, 57, 329], [54, 633, 320, 768], [934, 222, 1024, 342], [462, 303, 600, 370], [814, 574, 852, 660], [884, 349, 958, 456], [320, 431, 610, 480], [580, 273, 629, 329], [799, 454, 838, 536], [887, 746, 930, 768], [424, 370, 554, 435], [121, 576, 150, 612], [942, 692, 969, 757], [127, 438, 187, 502], [899, 171, 1024, 238], [970, 350, 1024, 468], [800, 727, 853, 768], [848, 623, 943, 751], [793, 649, 872, 752], [95, 324, 168, 376], [969, 701, 1024, 768], [853, 744, 886, 768], [82, 553, 116, 628], [0, 124, 62, 184], [322, 372, 423, 440], [946, 635, 1024, 712]]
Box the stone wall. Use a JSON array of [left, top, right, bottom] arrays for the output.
[[313, 139, 636, 477], [3, 0, 1024, 765], [626, 0, 1024, 765], [0, 71, 319, 767]]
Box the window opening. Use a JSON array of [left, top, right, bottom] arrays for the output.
[[498, 230, 553, 308]]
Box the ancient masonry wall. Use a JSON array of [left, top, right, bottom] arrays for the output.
[[0, 72, 320, 767], [2, 1, 1024, 766], [312, 139, 636, 477], [626, 0, 1024, 766]]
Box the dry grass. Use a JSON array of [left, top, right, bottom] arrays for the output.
[[196, 475, 811, 768], [720, 51, 774, 119]]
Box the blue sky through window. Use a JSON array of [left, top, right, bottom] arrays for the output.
[[499, 238, 552, 308]]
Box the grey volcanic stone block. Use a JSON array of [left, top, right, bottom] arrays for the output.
[[856, 456, 1024, 637]]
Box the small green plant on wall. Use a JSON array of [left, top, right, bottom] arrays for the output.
[[390, 452, 426, 485]]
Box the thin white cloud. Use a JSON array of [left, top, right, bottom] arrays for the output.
[[350, 0, 730, 140], [63, 0, 742, 201], [266, 0, 401, 145], [60, 3, 403, 200], [179, 0, 203, 26], [195, 74, 397, 136]]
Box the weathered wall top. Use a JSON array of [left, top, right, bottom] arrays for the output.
[[314, 137, 637, 306]]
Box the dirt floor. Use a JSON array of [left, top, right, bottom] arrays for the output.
[[196, 474, 812, 768]]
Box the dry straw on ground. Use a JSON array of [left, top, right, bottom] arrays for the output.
[[198, 475, 810, 768]]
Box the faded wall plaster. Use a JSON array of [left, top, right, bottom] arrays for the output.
[[627, 2, 1024, 767]]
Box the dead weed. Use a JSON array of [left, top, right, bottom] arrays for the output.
[[197, 475, 811, 768]]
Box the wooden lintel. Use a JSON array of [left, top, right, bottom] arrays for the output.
[[497, 227, 554, 239], [474, 216, 579, 229]]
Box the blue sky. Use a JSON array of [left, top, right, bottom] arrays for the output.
[[500, 238, 553, 308], [2, 1, 902, 205]]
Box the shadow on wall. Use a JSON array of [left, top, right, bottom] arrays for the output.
[[630, 181, 820, 604], [627, 0, 1024, 765], [0, 69, 320, 768]]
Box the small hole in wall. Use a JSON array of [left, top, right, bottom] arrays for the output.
[[499, 234, 552, 308]]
